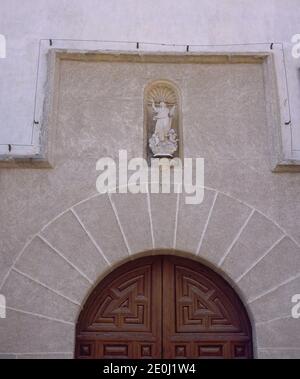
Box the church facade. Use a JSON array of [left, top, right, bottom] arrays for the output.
[[0, 1, 300, 359]]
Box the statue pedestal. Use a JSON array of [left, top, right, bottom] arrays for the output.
[[149, 129, 178, 158]]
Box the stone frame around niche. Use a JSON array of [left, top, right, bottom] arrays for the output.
[[143, 79, 183, 164], [1, 48, 295, 171]]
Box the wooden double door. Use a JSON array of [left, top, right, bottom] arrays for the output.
[[76, 255, 252, 359]]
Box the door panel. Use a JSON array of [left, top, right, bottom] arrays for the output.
[[162, 256, 252, 359], [75, 254, 253, 359], [76, 256, 162, 358]]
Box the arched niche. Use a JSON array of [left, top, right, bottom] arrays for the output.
[[144, 80, 182, 163]]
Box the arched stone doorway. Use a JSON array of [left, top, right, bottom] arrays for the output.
[[75, 254, 253, 359], [2, 187, 299, 359]]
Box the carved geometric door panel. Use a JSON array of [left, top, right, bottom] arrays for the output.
[[162, 256, 253, 359], [76, 256, 162, 359], [75, 254, 253, 359]]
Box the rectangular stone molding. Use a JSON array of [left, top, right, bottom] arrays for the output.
[[2, 49, 296, 171]]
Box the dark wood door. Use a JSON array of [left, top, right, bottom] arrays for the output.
[[75, 255, 253, 359], [76, 256, 162, 358], [162, 256, 252, 358]]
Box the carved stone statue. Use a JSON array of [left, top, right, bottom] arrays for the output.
[[149, 101, 178, 157]]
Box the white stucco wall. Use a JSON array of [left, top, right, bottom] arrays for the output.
[[0, 0, 300, 161]]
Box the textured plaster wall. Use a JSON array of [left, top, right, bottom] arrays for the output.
[[0, 0, 300, 157], [0, 1, 300, 359], [0, 55, 300, 358]]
